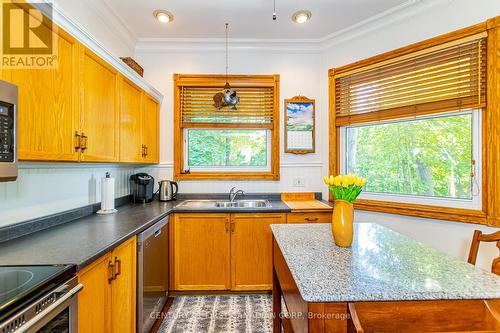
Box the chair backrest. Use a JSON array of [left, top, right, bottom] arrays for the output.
[[467, 229, 500, 275]]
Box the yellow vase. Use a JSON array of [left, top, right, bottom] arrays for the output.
[[332, 200, 354, 247]]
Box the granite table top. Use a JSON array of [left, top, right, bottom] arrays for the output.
[[271, 223, 500, 302]]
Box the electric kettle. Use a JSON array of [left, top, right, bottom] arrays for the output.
[[158, 180, 178, 201]]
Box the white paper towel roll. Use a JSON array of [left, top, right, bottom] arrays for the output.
[[97, 172, 117, 214]]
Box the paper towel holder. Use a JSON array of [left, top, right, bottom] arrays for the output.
[[97, 172, 118, 215]]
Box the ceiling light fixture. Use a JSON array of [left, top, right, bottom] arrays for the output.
[[292, 10, 312, 24], [153, 10, 174, 24]]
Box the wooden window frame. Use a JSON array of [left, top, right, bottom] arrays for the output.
[[328, 17, 500, 226], [173, 74, 280, 181]]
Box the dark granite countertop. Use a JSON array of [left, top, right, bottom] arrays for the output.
[[0, 198, 293, 270]]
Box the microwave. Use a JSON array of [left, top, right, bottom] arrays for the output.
[[0, 80, 17, 182]]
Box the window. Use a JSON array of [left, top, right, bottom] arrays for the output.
[[185, 129, 270, 171], [174, 74, 280, 180], [340, 110, 481, 209], [329, 30, 488, 222]]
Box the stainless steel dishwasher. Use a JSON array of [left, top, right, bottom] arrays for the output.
[[137, 216, 169, 333]]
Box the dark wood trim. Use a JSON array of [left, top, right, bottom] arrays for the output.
[[150, 297, 174, 333]]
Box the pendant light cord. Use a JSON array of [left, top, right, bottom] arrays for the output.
[[273, 0, 277, 20], [225, 23, 229, 81]]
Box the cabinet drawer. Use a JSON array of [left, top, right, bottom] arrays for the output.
[[287, 212, 331, 224]]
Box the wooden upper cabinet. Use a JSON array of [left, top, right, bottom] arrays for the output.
[[172, 213, 231, 290], [79, 47, 119, 162], [119, 77, 143, 162], [141, 94, 160, 163], [3, 28, 80, 161], [230, 213, 286, 291]]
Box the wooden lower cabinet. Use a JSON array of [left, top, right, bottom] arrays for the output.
[[170, 213, 286, 291], [287, 212, 332, 224], [78, 237, 136, 333], [172, 214, 231, 291], [231, 213, 286, 291], [77, 253, 112, 333]]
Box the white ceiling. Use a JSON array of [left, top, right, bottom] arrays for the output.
[[104, 0, 411, 40]]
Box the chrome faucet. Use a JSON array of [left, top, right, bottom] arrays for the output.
[[229, 187, 245, 202]]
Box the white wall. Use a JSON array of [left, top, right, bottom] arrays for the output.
[[133, 48, 326, 194], [51, 0, 135, 57], [319, 0, 500, 271], [0, 163, 137, 226]]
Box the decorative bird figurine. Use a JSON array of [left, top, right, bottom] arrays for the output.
[[213, 82, 239, 110]]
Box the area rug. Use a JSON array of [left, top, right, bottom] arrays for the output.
[[157, 295, 274, 333]]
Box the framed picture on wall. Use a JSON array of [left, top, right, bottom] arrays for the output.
[[284, 96, 315, 154]]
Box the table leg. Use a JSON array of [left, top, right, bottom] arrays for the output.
[[273, 267, 282, 333]]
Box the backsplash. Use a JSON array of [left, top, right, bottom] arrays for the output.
[[0, 163, 137, 227]]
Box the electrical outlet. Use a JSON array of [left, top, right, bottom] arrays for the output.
[[293, 178, 306, 187]]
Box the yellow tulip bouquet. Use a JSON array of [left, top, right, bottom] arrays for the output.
[[323, 174, 367, 203]]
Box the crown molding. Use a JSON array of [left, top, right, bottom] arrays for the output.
[[319, 0, 453, 50], [84, 0, 138, 51], [134, 0, 450, 53], [135, 38, 322, 54], [27, 0, 163, 103]]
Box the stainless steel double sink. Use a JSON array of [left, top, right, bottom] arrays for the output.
[[176, 199, 271, 209]]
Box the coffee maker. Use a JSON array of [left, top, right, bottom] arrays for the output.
[[130, 173, 155, 203]]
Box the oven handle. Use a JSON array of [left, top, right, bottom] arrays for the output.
[[17, 283, 83, 333]]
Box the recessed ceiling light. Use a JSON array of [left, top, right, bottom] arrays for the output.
[[292, 10, 312, 24], [153, 10, 174, 24]]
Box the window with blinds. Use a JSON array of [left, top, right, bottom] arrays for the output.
[[180, 87, 275, 127], [334, 34, 486, 126], [173, 74, 280, 180]]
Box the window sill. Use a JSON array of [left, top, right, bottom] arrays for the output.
[[351, 199, 487, 225], [174, 171, 280, 181]]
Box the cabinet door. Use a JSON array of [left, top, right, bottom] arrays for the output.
[[77, 254, 112, 333], [173, 214, 231, 290], [3, 28, 79, 161], [110, 237, 137, 333], [80, 47, 119, 162], [119, 78, 142, 162], [141, 94, 159, 163], [231, 213, 286, 291]]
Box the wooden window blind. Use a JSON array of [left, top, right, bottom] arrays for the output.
[[180, 86, 275, 128], [334, 34, 487, 126]]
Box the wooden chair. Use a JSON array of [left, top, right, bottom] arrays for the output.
[[347, 300, 500, 333], [467, 230, 500, 275]]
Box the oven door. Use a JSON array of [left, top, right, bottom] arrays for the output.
[[9, 277, 83, 333]]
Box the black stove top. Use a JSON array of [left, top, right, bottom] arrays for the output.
[[0, 265, 75, 320]]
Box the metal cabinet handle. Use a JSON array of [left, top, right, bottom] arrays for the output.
[[75, 131, 81, 152], [305, 217, 319, 222], [144, 145, 148, 156], [108, 260, 115, 283], [231, 221, 235, 233], [225, 221, 230, 233], [114, 256, 122, 279], [81, 133, 88, 151]]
